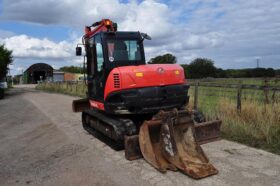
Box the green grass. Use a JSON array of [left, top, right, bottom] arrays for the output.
[[188, 83, 280, 154], [188, 77, 280, 86], [36, 82, 87, 98]]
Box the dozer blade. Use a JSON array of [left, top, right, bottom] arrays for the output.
[[72, 98, 90, 112], [194, 120, 222, 145], [139, 109, 219, 179]]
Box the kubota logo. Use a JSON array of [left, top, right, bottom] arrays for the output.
[[157, 67, 165, 74]]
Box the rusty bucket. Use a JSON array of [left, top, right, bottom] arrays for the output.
[[139, 109, 220, 179]]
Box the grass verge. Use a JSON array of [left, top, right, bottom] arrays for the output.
[[36, 82, 86, 98]]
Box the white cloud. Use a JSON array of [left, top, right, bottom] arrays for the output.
[[1, 35, 74, 59], [119, 1, 172, 38], [0, 34, 80, 75], [1, 0, 280, 69]]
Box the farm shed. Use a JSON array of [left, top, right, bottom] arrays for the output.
[[23, 63, 53, 84]]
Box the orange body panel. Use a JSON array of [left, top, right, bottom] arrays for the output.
[[104, 64, 186, 100]]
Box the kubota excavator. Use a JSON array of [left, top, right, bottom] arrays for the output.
[[73, 19, 222, 179]]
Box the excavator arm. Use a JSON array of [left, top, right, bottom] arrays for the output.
[[84, 19, 117, 38]]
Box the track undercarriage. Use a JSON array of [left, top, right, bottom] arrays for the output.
[[80, 105, 221, 179]]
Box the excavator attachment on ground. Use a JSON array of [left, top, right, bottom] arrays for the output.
[[139, 109, 221, 179]]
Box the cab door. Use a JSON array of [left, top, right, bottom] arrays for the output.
[[87, 34, 105, 101], [94, 34, 105, 101]]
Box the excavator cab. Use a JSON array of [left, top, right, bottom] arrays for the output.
[[84, 32, 146, 102]]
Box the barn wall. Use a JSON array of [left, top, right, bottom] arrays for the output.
[[64, 73, 76, 81]]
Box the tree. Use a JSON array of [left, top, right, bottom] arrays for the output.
[[187, 58, 217, 78], [148, 53, 177, 64], [0, 44, 13, 80], [215, 68, 227, 78], [225, 68, 276, 78], [276, 69, 280, 77]]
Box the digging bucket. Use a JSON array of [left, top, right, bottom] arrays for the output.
[[139, 109, 219, 179]]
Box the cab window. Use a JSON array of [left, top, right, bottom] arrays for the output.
[[95, 35, 104, 72], [107, 40, 141, 62]]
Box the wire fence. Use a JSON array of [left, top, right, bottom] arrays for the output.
[[38, 78, 280, 113], [189, 79, 280, 113]]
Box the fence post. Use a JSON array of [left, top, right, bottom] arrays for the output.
[[264, 79, 269, 104], [237, 81, 242, 113], [82, 82, 85, 93], [272, 79, 278, 104], [194, 81, 199, 111]]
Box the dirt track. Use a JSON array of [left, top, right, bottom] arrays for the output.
[[0, 85, 279, 186]]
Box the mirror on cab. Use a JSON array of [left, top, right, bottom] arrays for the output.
[[76, 47, 82, 56], [141, 33, 152, 40]]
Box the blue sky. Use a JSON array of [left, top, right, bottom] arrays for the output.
[[0, 0, 280, 75]]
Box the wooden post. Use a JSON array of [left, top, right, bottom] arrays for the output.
[[264, 79, 269, 104], [194, 81, 199, 111], [82, 82, 85, 93], [237, 81, 242, 113], [272, 79, 278, 104]]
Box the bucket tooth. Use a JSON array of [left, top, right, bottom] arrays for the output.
[[139, 109, 219, 179]]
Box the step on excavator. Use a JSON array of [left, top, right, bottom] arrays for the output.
[[73, 19, 222, 179]]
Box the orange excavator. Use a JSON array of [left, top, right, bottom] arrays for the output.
[[73, 19, 222, 179]]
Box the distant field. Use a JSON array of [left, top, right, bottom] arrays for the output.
[[37, 78, 280, 154], [188, 77, 279, 86]]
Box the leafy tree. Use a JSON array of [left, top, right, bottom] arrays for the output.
[[181, 64, 190, 78], [276, 69, 280, 77], [215, 68, 227, 78], [187, 58, 217, 78], [0, 44, 13, 80], [148, 53, 177, 64], [225, 68, 276, 78]]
